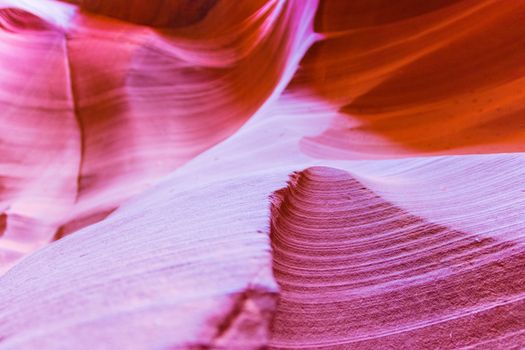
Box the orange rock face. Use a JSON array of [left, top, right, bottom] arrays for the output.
[[0, 0, 525, 348]]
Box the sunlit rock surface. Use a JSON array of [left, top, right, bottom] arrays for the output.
[[0, 0, 524, 348]]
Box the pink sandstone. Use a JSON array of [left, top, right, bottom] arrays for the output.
[[0, 0, 524, 348]]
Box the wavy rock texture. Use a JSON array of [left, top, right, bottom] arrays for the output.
[[0, 0, 524, 349], [270, 166, 525, 349]]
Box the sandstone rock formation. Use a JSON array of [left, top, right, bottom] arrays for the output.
[[0, 0, 524, 348]]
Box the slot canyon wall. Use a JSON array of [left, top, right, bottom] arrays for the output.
[[0, 0, 525, 348]]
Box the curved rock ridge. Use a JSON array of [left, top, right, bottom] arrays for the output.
[[298, 0, 525, 157], [269, 166, 525, 349], [0, 0, 318, 271], [0, 0, 524, 348], [58, 0, 317, 237]]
